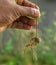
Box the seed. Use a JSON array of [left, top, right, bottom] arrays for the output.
[[26, 37, 40, 48], [31, 37, 40, 43]]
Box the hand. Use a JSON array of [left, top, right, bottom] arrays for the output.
[[0, 0, 40, 32]]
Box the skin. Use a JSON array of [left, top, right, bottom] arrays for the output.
[[0, 0, 40, 32]]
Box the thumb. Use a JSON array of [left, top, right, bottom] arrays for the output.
[[15, 5, 40, 18]]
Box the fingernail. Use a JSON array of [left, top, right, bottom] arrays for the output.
[[33, 9, 40, 18]]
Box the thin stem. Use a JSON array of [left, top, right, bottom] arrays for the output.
[[36, 18, 38, 37]]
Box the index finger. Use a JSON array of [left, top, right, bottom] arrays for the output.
[[17, 0, 39, 9]]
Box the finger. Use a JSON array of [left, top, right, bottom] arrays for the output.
[[22, 0, 39, 9], [15, 5, 40, 18], [11, 21, 32, 30], [17, 0, 39, 9], [19, 16, 36, 26]]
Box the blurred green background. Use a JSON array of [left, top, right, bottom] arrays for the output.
[[0, 0, 56, 65]]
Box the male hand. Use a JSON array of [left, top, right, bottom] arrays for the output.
[[0, 0, 40, 32]]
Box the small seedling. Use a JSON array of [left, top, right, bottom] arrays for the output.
[[26, 18, 40, 48]]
